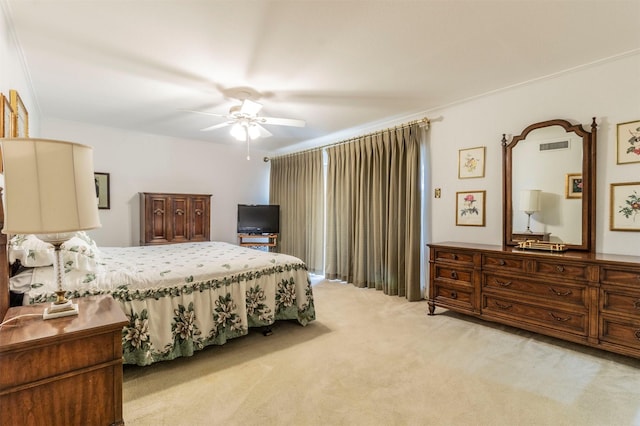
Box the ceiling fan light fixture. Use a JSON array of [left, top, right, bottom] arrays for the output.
[[247, 124, 260, 140], [230, 123, 246, 141]]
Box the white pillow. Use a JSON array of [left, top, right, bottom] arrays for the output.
[[9, 233, 103, 272]]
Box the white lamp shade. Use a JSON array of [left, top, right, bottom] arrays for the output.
[[519, 189, 541, 213], [1, 138, 101, 235], [230, 123, 246, 141]]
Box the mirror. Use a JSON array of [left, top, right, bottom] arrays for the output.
[[503, 118, 596, 252]]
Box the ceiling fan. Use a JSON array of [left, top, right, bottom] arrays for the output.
[[183, 99, 306, 141]]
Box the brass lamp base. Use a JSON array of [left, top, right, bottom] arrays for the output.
[[43, 291, 79, 320]]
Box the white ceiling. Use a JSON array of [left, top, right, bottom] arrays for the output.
[[5, 0, 640, 153]]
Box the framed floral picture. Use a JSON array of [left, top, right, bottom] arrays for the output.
[[565, 173, 583, 199], [94, 172, 111, 209], [458, 146, 485, 179], [456, 190, 486, 226], [9, 89, 28, 138], [610, 182, 640, 231], [616, 120, 640, 165]]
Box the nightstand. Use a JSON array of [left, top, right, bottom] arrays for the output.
[[0, 295, 128, 426]]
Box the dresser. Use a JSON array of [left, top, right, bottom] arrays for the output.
[[428, 242, 640, 358], [0, 295, 129, 425], [140, 192, 211, 245]]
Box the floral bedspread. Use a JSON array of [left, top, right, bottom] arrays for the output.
[[23, 242, 315, 366]]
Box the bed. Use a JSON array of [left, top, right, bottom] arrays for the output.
[[7, 232, 315, 366]]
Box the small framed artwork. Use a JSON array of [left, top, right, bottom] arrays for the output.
[[458, 146, 485, 179], [456, 190, 486, 226], [616, 120, 640, 165], [94, 172, 111, 209], [610, 182, 640, 231], [565, 173, 583, 199], [1, 93, 13, 138], [9, 89, 28, 138]]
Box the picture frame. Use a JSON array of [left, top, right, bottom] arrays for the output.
[[458, 146, 485, 179], [610, 182, 640, 232], [616, 119, 640, 165], [9, 89, 28, 138], [1, 93, 13, 138], [565, 173, 583, 199], [94, 172, 111, 210], [456, 190, 486, 226]]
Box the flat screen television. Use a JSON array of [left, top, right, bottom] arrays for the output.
[[237, 204, 280, 234]]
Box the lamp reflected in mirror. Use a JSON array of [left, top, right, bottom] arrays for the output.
[[520, 189, 541, 233]]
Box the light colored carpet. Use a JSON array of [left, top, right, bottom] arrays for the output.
[[123, 278, 640, 425]]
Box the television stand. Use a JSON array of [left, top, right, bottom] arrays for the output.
[[238, 233, 278, 250]]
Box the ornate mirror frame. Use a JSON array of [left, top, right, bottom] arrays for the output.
[[502, 118, 597, 252]]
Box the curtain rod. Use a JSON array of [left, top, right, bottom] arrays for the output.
[[267, 116, 430, 162]]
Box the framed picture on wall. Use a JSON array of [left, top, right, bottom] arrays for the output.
[[456, 190, 486, 226], [565, 173, 583, 199], [94, 172, 111, 209], [9, 89, 28, 138], [610, 182, 640, 231], [616, 119, 640, 165], [1, 93, 13, 138], [458, 146, 485, 179]]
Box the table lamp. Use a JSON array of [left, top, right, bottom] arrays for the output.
[[1, 138, 101, 319], [519, 189, 541, 233]]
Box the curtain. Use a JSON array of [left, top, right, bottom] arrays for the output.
[[269, 149, 324, 274], [325, 124, 422, 300]]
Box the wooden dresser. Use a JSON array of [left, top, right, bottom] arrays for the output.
[[140, 192, 211, 245], [0, 295, 128, 425], [428, 242, 640, 358]]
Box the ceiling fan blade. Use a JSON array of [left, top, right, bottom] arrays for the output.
[[257, 116, 306, 127], [180, 108, 229, 118], [200, 121, 234, 132], [255, 124, 273, 138], [240, 99, 263, 116]]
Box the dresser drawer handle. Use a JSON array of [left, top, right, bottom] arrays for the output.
[[549, 312, 571, 322], [634, 300, 640, 310], [494, 301, 512, 310], [498, 259, 506, 266], [555, 265, 565, 273], [496, 279, 512, 287], [635, 330, 640, 341], [549, 287, 573, 297], [450, 291, 458, 299], [450, 271, 458, 280]]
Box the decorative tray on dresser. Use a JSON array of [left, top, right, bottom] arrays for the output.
[[428, 242, 640, 359]]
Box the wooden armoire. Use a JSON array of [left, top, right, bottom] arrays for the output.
[[140, 192, 211, 245]]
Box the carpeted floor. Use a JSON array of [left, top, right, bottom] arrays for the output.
[[123, 278, 640, 425]]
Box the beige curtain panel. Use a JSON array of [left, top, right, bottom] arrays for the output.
[[325, 124, 422, 301], [269, 149, 324, 274]]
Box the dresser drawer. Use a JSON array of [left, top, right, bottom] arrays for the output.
[[600, 316, 640, 351], [433, 264, 472, 285], [601, 266, 640, 287], [600, 286, 640, 318], [482, 255, 525, 272], [484, 274, 586, 307], [533, 260, 589, 281], [433, 249, 474, 266], [432, 281, 475, 312], [482, 294, 587, 335]]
